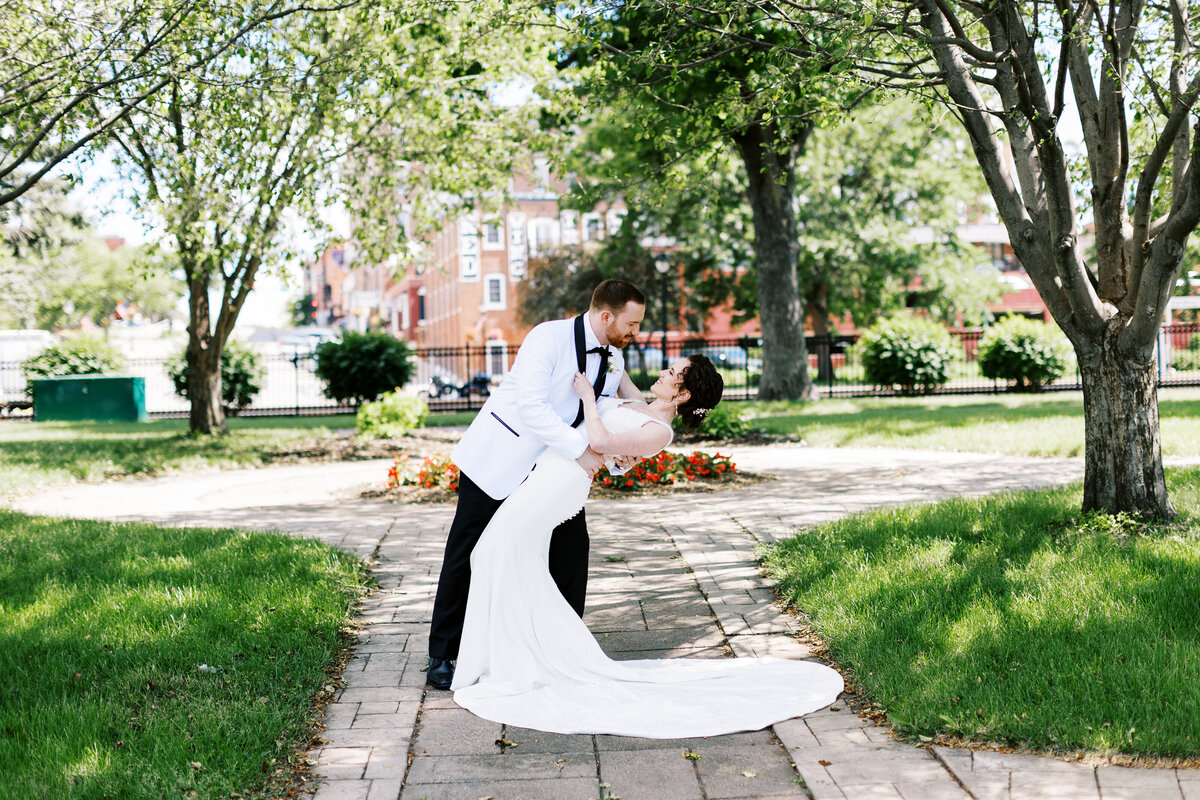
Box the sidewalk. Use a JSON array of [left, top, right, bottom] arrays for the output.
[[15, 445, 1199, 800]]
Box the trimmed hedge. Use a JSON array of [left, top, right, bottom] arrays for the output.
[[314, 331, 414, 406], [357, 391, 428, 439], [20, 335, 125, 397], [856, 314, 956, 395], [978, 316, 1072, 391], [168, 341, 265, 414]]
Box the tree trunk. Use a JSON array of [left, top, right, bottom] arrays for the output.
[[187, 343, 225, 434], [183, 250, 227, 435], [734, 122, 818, 401], [807, 281, 834, 384], [1078, 332, 1173, 519]]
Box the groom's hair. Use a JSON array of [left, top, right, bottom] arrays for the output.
[[590, 279, 645, 313]]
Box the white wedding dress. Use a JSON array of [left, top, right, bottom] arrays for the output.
[[451, 400, 844, 737]]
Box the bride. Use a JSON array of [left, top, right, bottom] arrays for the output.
[[451, 354, 843, 738]]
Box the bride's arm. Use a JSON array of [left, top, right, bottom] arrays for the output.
[[617, 370, 644, 401], [573, 373, 671, 457]]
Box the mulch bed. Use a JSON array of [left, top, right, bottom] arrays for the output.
[[264, 427, 786, 504], [673, 431, 805, 447], [361, 467, 772, 505], [264, 429, 802, 465], [263, 429, 458, 464]]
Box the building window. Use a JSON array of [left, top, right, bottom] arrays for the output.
[[486, 340, 509, 377], [534, 157, 551, 189], [606, 208, 626, 234], [417, 287, 426, 325], [582, 212, 603, 241], [483, 274, 506, 310], [483, 220, 504, 250], [560, 210, 579, 245], [528, 217, 560, 255]]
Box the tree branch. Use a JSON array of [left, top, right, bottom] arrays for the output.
[[1123, 120, 1200, 352]]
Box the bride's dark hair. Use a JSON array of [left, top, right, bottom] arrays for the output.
[[676, 354, 724, 430]]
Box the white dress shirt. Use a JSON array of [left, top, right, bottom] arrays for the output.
[[452, 315, 625, 500]]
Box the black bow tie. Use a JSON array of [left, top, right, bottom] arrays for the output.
[[587, 346, 610, 375], [587, 345, 610, 385], [573, 344, 611, 428]]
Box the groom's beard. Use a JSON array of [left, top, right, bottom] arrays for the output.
[[602, 324, 637, 348]]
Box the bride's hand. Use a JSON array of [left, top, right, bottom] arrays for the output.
[[612, 454, 639, 471], [573, 372, 595, 402]]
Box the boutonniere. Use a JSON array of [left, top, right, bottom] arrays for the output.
[[606, 359, 620, 374]]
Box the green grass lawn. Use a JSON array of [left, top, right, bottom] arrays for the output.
[[0, 415, 356, 502], [745, 387, 1200, 458], [0, 412, 481, 503], [0, 510, 369, 799], [763, 467, 1200, 758]]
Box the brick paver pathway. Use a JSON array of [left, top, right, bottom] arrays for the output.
[[16, 445, 1200, 799]]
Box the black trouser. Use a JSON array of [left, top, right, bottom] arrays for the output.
[[427, 470, 589, 660]]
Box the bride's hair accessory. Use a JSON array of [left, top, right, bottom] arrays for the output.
[[675, 355, 724, 432]]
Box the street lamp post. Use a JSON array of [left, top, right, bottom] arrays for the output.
[[653, 253, 670, 370]]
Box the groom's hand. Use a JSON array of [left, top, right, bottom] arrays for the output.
[[576, 447, 604, 478]]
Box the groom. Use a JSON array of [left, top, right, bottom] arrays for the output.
[[426, 279, 647, 689]]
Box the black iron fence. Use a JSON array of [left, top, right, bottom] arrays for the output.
[[6, 323, 1200, 419]]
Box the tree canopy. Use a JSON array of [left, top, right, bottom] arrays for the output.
[[701, 0, 1200, 517], [0, 176, 176, 329], [105, 0, 552, 432], [0, 0, 355, 208], [552, 1, 880, 399]]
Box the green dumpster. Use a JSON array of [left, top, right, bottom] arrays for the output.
[[32, 375, 147, 422]]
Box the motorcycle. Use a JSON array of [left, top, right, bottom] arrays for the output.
[[424, 372, 492, 399]]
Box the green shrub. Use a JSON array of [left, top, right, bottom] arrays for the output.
[[673, 402, 751, 439], [21, 334, 125, 397], [628, 370, 657, 391], [167, 341, 265, 415], [978, 316, 1072, 391], [856, 314, 956, 395], [357, 391, 428, 439], [1172, 348, 1200, 372], [314, 331, 414, 406], [1173, 336, 1200, 371]]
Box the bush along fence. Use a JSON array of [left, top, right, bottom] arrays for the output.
[[7, 322, 1200, 418]]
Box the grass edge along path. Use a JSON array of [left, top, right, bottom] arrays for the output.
[[0, 413, 478, 505], [0, 510, 370, 800], [745, 387, 1200, 458], [0, 416, 358, 503], [762, 467, 1200, 763]]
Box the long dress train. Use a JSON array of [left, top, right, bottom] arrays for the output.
[[451, 402, 843, 738]]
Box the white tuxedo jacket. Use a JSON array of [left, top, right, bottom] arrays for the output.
[[452, 316, 625, 500]]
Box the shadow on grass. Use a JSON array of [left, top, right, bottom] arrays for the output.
[[0, 511, 367, 800], [764, 470, 1200, 758]]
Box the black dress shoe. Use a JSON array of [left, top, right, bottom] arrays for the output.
[[426, 657, 454, 690]]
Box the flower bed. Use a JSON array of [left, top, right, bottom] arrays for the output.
[[368, 450, 759, 503], [595, 450, 736, 490], [388, 453, 458, 491]]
